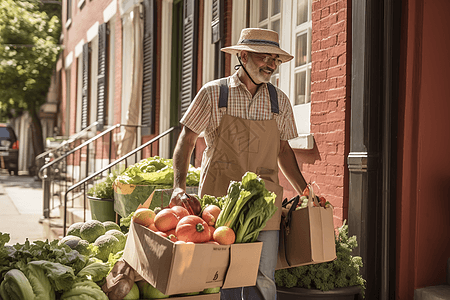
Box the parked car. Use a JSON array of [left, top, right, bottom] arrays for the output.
[[0, 123, 19, 175]]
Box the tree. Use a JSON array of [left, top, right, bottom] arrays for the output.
[[0, 0, 61, 164]]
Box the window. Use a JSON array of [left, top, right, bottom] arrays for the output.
[[255, 0, 282, 87], [292, 0, 311, 105], [251, 0, 313, 148], [66, 0, 72, 28]]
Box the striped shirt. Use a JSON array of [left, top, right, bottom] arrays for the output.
[[180, 72, 298, 149]]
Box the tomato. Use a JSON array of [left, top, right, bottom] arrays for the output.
[[175, 215, 210, 243]]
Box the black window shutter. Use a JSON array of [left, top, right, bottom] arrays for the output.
[[97, 23, 108, 131], [212, 0, 225, 79], [141, 0, 156, 136], [211, 0, 223, 43], [81, 43, 90, 129], [180, 0, 198, 118]]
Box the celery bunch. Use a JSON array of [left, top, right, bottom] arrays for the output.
[[215, 172, 278, 243]]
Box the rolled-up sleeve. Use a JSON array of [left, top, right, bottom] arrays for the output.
[[277, 92, 298, 141], [180, 86, 212, 135]]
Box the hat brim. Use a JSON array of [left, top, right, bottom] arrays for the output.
[[221, 44, 294, 63]]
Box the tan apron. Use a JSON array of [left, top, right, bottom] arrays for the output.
[[200, 114, 283, 231]]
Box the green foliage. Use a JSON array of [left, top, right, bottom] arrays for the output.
[[275, 221, 366, 296], [215, 172, 278, 243], [0, 268, 35, 300], [0, 0, 62, 119], [200, 194, 225, 210], [0, 232, 111, 299], [87, 172, 118, 199], [80, 220, 106, 243], [60, 278, 108, 300], [115, 156, 200, 186], [119, 212, 134, 233]]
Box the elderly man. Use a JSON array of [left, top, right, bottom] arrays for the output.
[[170, 28, 308, 300]]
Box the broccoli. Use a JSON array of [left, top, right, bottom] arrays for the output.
[[274, 269, 297, 288]]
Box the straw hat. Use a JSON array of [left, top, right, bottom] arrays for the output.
[[221, 28, 293, 63]]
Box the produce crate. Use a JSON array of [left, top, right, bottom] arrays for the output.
[[123, 222, 262, 296], [156, 293, 220, 299], [113, 182, 198, 217]]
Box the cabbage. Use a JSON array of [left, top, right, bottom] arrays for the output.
[[22, 263, 55, 300], [60, 279, 108, 300], [0, 269, 35, 300]]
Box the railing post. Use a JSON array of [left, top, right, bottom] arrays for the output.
[[41, 158, 51, 220]]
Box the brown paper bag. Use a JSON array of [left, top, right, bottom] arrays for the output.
[[102, 259, 136, 300], [276, 184, 336, 270]]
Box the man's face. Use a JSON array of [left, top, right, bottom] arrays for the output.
[[243, 51, 281, 84]]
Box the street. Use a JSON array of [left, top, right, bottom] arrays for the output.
[[0, 170, 47, 245]]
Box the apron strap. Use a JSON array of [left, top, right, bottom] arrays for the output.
[[219, 78, 229, 108], [218, 78, 279, 114], [267, 83, 279, 114]]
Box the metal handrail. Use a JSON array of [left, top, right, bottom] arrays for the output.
[[35, 122, 99, 161], [62, 126, 178, 235], [38, 123, 148, 179]]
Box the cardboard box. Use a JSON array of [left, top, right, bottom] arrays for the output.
[[163, 293, 220, 300], [124, 222, 262, 295]]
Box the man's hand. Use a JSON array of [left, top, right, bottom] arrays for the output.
[[169, 188, 202, 215], [169, 187, 187, 208]]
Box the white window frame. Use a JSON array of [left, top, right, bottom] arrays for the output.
[[121, 12, 134, 126], [251, 0, 282, 87], [107, 18, 116, 126], [65, 0, 72, 29], [75, 40, 84, 133], [250, 0, 314, 149], [65, 67, 71, 136]]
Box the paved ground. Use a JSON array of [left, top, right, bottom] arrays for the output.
[[0, 170, 48, 245]]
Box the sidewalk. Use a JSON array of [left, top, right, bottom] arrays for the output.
[[0, 171, 48, 245]]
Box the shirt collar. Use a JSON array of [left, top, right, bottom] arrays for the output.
[[229, 71, 268, 91]]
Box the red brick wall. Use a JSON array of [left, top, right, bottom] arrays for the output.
[[279, 0, 351, 227]]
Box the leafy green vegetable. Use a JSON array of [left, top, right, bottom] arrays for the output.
[[0, 269, 35, 300], [234, 187, 277, 243], [107, 250, 124, 272], [115, 156, 200, 186], [28, 260, 76, 292], [22, 263, 55, 300], [76, 261, 110, 283], [275, 221, 366, 297], [0, 238, 87, 280], [60, 278, 108, 300], [119, 212, 134, 233], [0, 233, 11, 264], [87, 172, 118, 199], [200, 194, 225, 210], [215, 172, 278, 243]]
